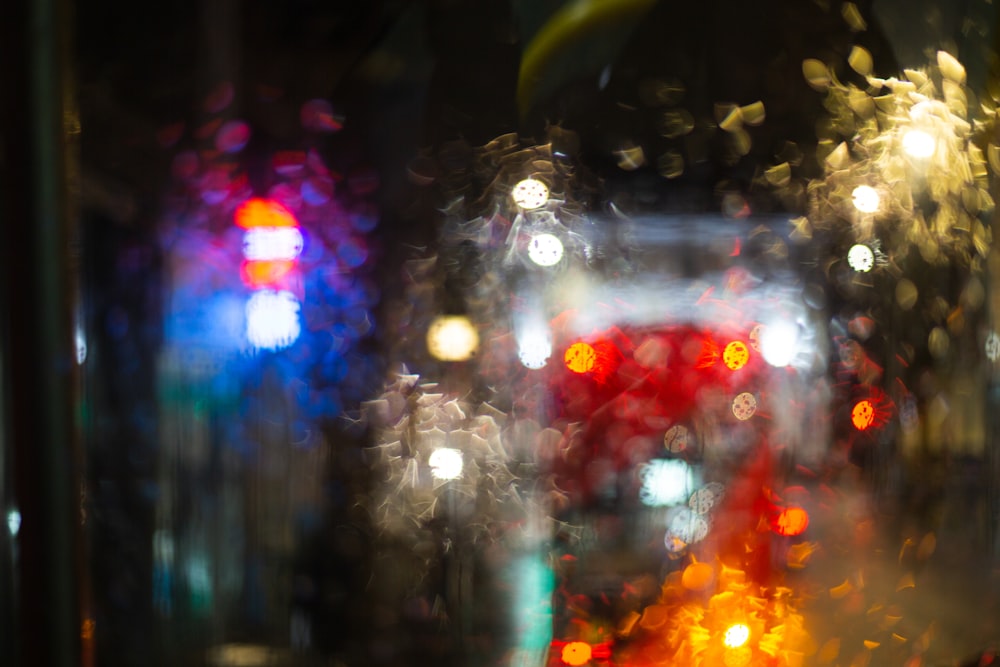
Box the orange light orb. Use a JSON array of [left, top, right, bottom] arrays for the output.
[[240, 259, 296, 289], [722, 341, 750, 370], [561, 641, 593, 666], [723, 623, 751, 649], [565, 342, 597, 374], [774, 506, 809, 536], [852, 399, 876, 431], [234, 197, 298, 228], [681, 562, 714, 590], [724, 646, 753, 667]]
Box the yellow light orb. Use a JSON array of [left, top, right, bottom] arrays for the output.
[[723, 623, 751, 649], [902, 129, 935, 158], [560, 641, 592, 666], [564, 342, 597, 374], [426, 315, 479, 361], [851, 185, 880, 213], [512, 178, 549, 209], [722, 341, 750, 370]]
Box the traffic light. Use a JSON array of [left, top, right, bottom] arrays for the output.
[[235, 197, 303, 350]]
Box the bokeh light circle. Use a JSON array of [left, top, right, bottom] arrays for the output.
[[722, 341, 750, 370], [429, 447, 463, 480], [748, 324, 763, 352], [518, 330, 552, 369], [986, 331, 1000, 361], [663, 424, 691, 453], [565, 342, 597, 374], [639, 459, 694, 507], [666, 507, 709, 544], [773, 506, 809, 536], [723, 623, 751, 649], [902, 129, 936, 158], [847, 244, 875, 272], [427, 315, 479, 361], [851, 185, 880, 213], [560, 641, 592, 666], [688, 487, 719, 514], [527, 233, 564, 266], [851, 399, 875, 430], [724, 646, 753, 667], [512, 178, 549, 209], [760, 320, 799, 367], [731, 392, 757, 421], [681, 562, 714, 590]]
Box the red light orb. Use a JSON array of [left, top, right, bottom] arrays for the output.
[[852, 399, 876, 431], [235, 197, 299, 229], [773, 506, 809, 536]]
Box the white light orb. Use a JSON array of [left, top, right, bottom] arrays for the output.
[[429, 447, 463, 480], [639, 459, 694, 507], [847, 244, 875, 272], [759, 320, 799, 367], [512, 178, 549, 209], [986, 331, 1000, 362], [246, 290, 301, 350], [7, 509, 21, 537], [902, 129, 936, 158], [723, 623, 751, 649], [517, 329, 552, 369], [75, 327, 87, 365], [666, 507, 710, 544], [527, 233, 564, 267], [427, 315, 479, 361], [688, 486, 721, 514], [851, 185, 880, 213], [242, 226, 304, 261]]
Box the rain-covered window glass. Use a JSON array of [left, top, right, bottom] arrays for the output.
[[2, 0, 1000, 666]]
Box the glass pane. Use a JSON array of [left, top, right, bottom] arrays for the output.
[[5, 1, 997, 665]]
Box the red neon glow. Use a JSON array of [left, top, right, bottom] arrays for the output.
[[773, 506, 809, 536], [695, 336, 720, 368], [235, 197, 299, 229], [241, 259, 296, 289]]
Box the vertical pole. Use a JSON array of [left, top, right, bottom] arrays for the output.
[[0, 0, 82, 664]]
